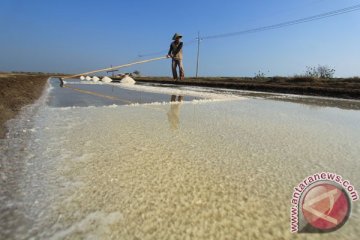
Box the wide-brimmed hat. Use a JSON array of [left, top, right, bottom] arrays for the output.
[[172, 33, 183, 40]]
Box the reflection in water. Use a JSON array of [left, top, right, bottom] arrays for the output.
[[167, 95, 183, 130]]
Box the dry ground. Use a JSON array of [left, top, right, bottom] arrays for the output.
[[131, 76, 360, 99], [0, 73, 49, 138]]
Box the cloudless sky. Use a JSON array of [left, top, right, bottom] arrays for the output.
[[1, 0, 360, 77]]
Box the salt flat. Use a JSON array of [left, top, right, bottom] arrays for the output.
[[1, 78, 359, 239]]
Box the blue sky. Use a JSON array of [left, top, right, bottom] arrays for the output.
[[1, 0, 359, 77]]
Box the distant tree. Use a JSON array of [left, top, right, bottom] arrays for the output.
[[133, 70, 141, 76], [254, 70, 268, 79], [305, 65, 335, 79]]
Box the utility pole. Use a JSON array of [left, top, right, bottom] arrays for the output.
[[107, 65, 118, 77], [196, 31, 201, 78]]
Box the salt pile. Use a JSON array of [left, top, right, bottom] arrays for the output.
[[92, 76, 100, 82], [101, 76, 112, 83], [85, 76, 92, 81], [80, 76, 85, 80], [120, 76, 136, 85]]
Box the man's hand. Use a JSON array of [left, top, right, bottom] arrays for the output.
[[166, 54, 172, 58]]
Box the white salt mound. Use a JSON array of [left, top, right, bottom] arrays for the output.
[[92, 76, 100, 82], [85, 76, 92, 81], [102, 76, 112, 83], [120, 76, 136, 85], [80, 76, 85, 80]]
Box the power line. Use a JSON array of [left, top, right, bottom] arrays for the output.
[[202, 4, 360, 40], [137, 4, 360, 78], [139, 4, 360, 58]]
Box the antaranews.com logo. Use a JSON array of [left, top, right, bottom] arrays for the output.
[[290, 172, 358, 233]]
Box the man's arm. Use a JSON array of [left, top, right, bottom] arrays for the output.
[[172, 42, 183, 56], [168, 44, 173, 56]]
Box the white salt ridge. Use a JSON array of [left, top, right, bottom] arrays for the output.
[[52, 99, 224, 111], [60, 80, 243, 101], [80, 76, 85, 80], [85, 76, 92, 81], [120, 76, 136, 85], [101, 76, 112, 83], [92, 76, 100, 82], [111, 82, 243, 100], [129, 98, 227, 107]]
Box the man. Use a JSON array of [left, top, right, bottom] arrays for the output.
[[167, 33, 184, 80]]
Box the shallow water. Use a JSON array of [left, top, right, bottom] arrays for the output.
[[49, 79, 201, 107], [1, 79, 360, 239]]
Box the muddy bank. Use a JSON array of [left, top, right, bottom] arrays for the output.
[[0, 73, 49, 138], [131, 76, 360, 100]]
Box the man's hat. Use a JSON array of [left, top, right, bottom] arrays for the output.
[[172, 33, 183, 40]]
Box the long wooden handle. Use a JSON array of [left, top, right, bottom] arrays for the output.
[[62, 56, 167, 79]]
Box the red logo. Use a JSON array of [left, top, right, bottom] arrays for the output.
[[301, 183, 351, 232]]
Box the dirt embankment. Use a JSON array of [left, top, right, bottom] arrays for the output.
[[131, 76, 360, 100], [0, 73, 49, 138]]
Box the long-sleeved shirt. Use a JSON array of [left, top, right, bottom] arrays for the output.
[[168, 41, 183, 60]]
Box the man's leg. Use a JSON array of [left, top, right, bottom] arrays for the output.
[[178, 60, 185, 80], [172, 60, 178, 80]]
